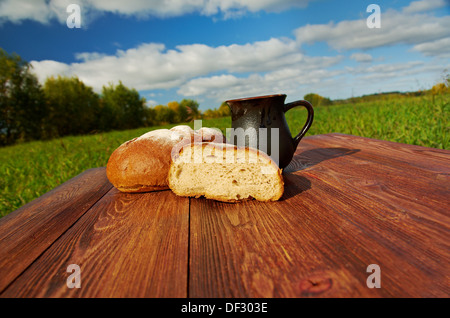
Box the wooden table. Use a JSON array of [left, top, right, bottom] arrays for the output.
[[0, 133, 448, 298]]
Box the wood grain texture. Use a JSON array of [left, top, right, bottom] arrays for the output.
[[0, 167, 112, 293], [189, 133, 450, 297], [287, 133, 450, 174], [1, 188, 189, 298], [1, 134, 448, 298]]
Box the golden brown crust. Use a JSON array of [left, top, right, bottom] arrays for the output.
[[196, 127, 227, 143], [106, 137, 173, 192], [106, 126, 226, 193]]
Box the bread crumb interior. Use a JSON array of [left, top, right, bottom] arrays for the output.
[[170, 145, 281, 201]]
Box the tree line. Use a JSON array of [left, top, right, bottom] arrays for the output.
[[2, 48, 447, 146], [0, 49, 231, 146]]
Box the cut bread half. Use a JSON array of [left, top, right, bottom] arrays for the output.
[[106, 125, 226, 193], [168, 142, 284, 202]]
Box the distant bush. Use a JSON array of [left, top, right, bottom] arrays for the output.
[[303, 93, 332, 107], [430, 83, 449, 96], [202, 102, 231, 119], [100, 81, 147, 131], [44, 76, 100, 137]]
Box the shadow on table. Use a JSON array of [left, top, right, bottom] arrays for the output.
[[284, 147, 360, 173], [280, 173, 312, 201], [280, 147, 360, 200]]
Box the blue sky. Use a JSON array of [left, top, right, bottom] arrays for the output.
[[0, 0, 449, 111]]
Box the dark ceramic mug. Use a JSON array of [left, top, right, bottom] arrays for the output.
[[226, 94, 314, 169]]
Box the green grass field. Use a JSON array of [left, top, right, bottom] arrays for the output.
[[1, 93, 448, 217]]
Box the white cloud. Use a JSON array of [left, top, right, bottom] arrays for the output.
[[74, 52, 108, 61], [402, 0, 447, 13], [412, 37, 450, 57], [30, 36, 346, 103], [0, 0, 53, 24], [178, 55, 344, 101], [350, 53, 373, 63], [145, 99, 159, 107], [178, 74, 241, 97], [352, 61, 425, 79], [30, 38, 308, 92], [294, 5, 450, 54], [23, 0, 450, 105], [200, 0, 311, 18], [0, 0, 311, 24], [30, 60, 71, 80], [350, 59, 447, 92], [0, 0, 100, 25]]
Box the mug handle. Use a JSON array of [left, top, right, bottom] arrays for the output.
[[284, 100, 314, 148]]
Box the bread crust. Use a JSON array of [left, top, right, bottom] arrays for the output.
[[106, 126, 226, 193], [107, 137, 174, 192]]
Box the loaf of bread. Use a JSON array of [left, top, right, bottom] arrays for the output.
[[106, 125, 226, 192], [168, 142, 284, 202]]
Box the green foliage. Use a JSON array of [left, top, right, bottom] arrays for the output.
[[303, 93, 332, 107], [43, 76, 100, 137], [203, 101, 231, 119], [167, 101, 187, 123], [286, 92, 449, 149], [146, 99, 203, 124], [0, 48, 47, 145], [101, 81, 147, 130], [180, 99, 201, 120], [430, 83, 449, 95], [153, 104, 176, 124], [332, 91, 427, 105]]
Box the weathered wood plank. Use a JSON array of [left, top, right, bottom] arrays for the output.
[[289, 133, 450, 174], [1, 188, 189, 298], [1, 134, 448, 298], [189, 134, 450, 297], [189, 185, 379, 298], [291, 134, 450, 233], [0, 167, 112, 293]]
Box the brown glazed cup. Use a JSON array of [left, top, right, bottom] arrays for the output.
[[226, 94, 314, 169]]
